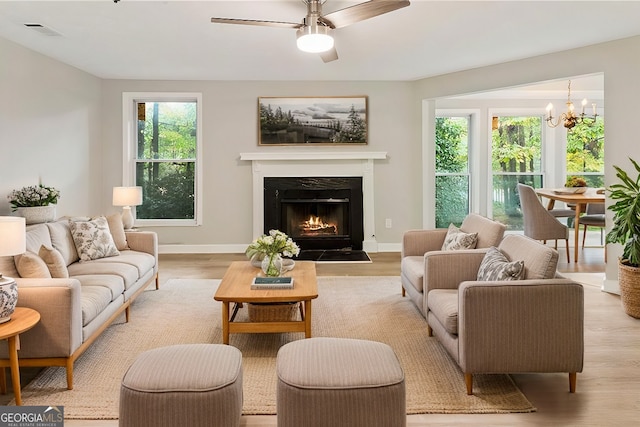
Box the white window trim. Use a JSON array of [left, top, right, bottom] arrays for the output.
[[122, 92, 203, 227]]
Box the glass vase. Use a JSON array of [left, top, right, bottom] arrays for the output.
[[261, 253, 283, 277]]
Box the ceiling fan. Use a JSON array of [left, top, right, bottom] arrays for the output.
[[211, 0, 410, 63]]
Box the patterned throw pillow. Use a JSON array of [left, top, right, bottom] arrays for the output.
[[477, 247, 525, 281], [441, 224, 478, 251], [69, 216, 120, 262]]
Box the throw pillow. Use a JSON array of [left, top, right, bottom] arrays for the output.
[[38, 245, 69, 278], [15, 251, 52, 278], [106, 213, 129, 251], [69, 216, 120, 262], [477, 247, 525, 281], [441, 224, 478, 251]]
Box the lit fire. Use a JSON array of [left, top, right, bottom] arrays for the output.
[[301, 216, 337, 234]]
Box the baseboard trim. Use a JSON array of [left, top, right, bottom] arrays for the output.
[[159, 243, 402, 254]]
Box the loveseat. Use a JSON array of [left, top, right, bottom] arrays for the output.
[[0, 214, 158, 389], [425, 234, 584, 394], [400, 213, 506, 316]]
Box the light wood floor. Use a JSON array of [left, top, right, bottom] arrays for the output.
[[9, 245, 640, 426]]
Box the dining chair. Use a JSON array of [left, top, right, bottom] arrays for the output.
[[517, 183, 570, 263], [581, 203, 606, 261]]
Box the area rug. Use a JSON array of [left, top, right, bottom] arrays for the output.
[[14, 277, 535, 418]]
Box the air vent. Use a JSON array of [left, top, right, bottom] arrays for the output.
[[24, 23, 62, 37]]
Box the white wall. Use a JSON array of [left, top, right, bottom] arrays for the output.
[[100, 80, 418, 249], [0, 37, 102, 217]]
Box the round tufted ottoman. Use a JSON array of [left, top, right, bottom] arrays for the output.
[[119, 344, 243, 427], [276, 337, 406, 427]]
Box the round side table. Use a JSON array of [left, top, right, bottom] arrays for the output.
[[0, 307, 40, 405]]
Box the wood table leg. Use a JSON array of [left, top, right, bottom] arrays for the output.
[[574, 203, 584, 263], [222, 302, 230, 345], [0, 366, 6, 394], [8, 336, 21, 405], [304, 300, 312, 338]]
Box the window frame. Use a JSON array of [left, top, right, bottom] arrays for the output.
[[122, 92, 203, 227]]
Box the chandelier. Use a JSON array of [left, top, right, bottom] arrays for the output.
[[545, 80, 598, 129]]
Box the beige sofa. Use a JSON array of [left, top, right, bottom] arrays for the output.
[[400, 213, 506, 316], [0, 215, 158, 389]]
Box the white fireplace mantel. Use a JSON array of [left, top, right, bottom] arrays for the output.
[[240, 151, 388, 252]]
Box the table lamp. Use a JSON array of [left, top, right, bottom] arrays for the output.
[[0, 216, 26, 323], [112, 186, 143, 230]]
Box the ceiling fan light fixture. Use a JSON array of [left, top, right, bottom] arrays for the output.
[[296, 25, 334, 53]]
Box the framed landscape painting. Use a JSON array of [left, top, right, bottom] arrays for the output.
[[258, 96, 368, 145]]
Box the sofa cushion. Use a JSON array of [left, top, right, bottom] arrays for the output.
[[441, 224, 478, 251], [497, 234, 559, 279], [107, 213, 129, 251], [477, 247, 525, 281], [15, 251, 52, 278], [427, 289, 458, 335], [46, 220, 80, 266], [90, 250, 155, 277], [460, 213, 506, 249], [400, 256, 424, 292], [68, 261, 140, 290], [69, 216, 120, 262], [24, 224, 53, 253], [72, 274, 125, 302], [38, 245, 69, 278], [81, 285, 114, 326]]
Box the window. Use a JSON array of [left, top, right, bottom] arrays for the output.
[[491, 115, 543, 230], [435, 116, 470, 228], [566, 117, 605, 187], [122, 93, 202, 226]]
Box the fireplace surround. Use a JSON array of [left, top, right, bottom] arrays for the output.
[[240, 151, 387, 253]]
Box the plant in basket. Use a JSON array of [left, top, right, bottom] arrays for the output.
[[606, 157, 640, 318]]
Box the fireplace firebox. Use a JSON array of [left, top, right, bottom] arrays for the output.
[[264, 177, 364, 252]]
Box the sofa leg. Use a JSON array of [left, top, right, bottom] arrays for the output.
[[155, 274, 160, 290], [465, 373, 473, 395], [66, 360, 74, 390], [401, 286, 405, 297], [125, 306, 130, 323], [426, 324, 432, 337], [569, 372, 577, 393]]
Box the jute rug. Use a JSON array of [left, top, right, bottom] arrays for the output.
[[15, 277, 535, 418]]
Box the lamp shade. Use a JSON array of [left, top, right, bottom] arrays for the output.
[[0, 216, 26, 257], [113, 186, 143, 207]]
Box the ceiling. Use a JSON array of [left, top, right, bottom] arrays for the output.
[[0, 0, 638, 90]]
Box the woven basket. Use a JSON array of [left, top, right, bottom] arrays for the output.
[[248, 302, 299, 322], [618, 262, 640, 319]]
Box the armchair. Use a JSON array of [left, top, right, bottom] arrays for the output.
[[424, 234, 584, 395], [400, 213, 506, 316]]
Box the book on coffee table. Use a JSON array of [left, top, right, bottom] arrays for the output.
[[251, 276, 294, 289]]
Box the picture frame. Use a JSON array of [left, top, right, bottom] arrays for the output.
[[258, 96, 368, 145]]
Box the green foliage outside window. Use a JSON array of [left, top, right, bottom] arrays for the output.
[[492, 116, 542, 229], [566, 117, 605, 188], [435, 117, 469, 227], [135, 102, 197, 220]]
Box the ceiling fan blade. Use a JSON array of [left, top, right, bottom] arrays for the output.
[[211, 17, 301, 29], [319, 47, 339, 63], [321, 0, 410, 29]]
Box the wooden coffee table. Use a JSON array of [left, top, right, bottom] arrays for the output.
[[214, 261, 318, 344]]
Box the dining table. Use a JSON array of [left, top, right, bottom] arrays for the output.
[[535, 188, 605, 262]]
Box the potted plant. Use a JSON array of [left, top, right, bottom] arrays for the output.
[[7, 184, 61, 224], [606, 158, 640, 318], [245, 229, 300, 277]]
